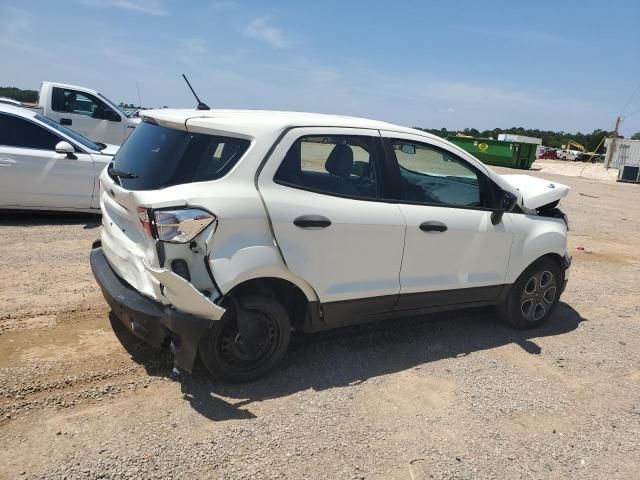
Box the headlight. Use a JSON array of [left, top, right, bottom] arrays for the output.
[[154, 208, 216, 243]]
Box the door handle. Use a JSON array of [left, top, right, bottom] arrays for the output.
[[60, 118, 72, 126], [0, 158, 16, 166], [294, 214, 332, 229], [419, 221, 448, 233]]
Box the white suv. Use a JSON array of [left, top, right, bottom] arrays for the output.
[[90, 109, 571, 381], [557, 149, 580, 161]]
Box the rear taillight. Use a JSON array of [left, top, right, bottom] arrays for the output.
[[137, 207, 215, 244], [137, 207, 155, 238]]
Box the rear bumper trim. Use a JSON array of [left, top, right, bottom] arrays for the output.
[[560, 253, 571, 294], [90, 242, 214, 372]]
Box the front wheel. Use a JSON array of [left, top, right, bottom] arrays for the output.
[[199, 295, 291, 382], [498, 258, 562, 329]]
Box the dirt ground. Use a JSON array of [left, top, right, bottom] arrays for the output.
[[1, 161, 639, 479]]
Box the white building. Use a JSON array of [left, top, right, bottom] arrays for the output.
[[498, 133, 542, 158], [604, 138, 640, 168], [497, 133, 542, 145]]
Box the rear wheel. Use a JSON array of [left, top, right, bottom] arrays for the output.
[[199, 296, 291, 382], [498, 258, 561, 329]]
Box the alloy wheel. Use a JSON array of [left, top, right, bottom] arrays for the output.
[[520, 270, 557, 322]]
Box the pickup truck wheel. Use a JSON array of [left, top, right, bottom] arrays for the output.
[[199, 296, 291, 382], [498, 258, 561, 329]]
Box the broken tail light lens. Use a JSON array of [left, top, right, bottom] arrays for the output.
[[137, 207, 155, 238], [154, 208, 216, 244]]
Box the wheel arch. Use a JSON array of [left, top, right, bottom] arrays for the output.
[[224, 276, 313, 330], [508, 251, 565, 285], [505, 221, 567, 284]]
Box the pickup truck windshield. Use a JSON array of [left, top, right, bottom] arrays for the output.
[[97, 93, 130, 118], [35, 114, 101, 151], [111, 121, 250, 190]]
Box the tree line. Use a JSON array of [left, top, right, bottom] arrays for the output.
[[2, 86, 639, 146], [0, 87, 39, 103], [414, 127, 626, 153]]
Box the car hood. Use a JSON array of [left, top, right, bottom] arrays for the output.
[[500, 174, 570, 210], [97, 143, 120, 156]]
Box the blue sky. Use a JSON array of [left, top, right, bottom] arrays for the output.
[[2, 0, 639, 136]]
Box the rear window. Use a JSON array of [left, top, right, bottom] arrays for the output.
[[111, 121, 250, 190]]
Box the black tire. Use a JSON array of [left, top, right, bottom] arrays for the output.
[[498, 257, 562, 329], [199, 295, 291, 382]]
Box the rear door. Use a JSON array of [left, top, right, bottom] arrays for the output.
[[0, 112, 94, 209], [380, 131, 513, 309], [257, 128, 406, 318], [50, 86, 124, 144]]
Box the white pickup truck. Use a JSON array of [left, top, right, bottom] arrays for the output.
[[36, 82, 140, 145]]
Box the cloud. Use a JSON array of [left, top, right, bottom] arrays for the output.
[[0, 38, 56, 58], [100, 46, 149, 68], [242, 17, 289, 49], [180, 39, 208, 55], [291, 61, 341, 83], [210, 0, 238, 8], [78, 0, 168, 16], [462, 26, 566, 46], [0, 6, 60, 59], [177, 39, 208, 67], [3, 6, 32, 35]]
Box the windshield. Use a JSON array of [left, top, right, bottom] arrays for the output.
[[98, 93, 130, 118], [111, 121, 250, 190], [35, 113, 102, 151]]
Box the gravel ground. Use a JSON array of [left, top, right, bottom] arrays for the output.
[[1, 162, 639, 479]]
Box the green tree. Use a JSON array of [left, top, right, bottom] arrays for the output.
[[0, 87, 38, 103], [631, 132, 640, 140]]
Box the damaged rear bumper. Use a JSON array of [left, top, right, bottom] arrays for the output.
[[90, 242, 224, 372]]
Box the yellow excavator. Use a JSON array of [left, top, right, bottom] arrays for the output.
[[564, 140, 586, 152]]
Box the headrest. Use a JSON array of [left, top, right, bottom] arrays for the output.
[[325, 144, 353, 178]]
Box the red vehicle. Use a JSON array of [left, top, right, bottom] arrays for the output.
[[539, 149, 559, 159]]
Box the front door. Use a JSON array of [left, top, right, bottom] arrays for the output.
[[50, 87, 124, 144], [381, 131, 513, 310], [258, 127, 406, 320], [0, 113, 94, 209]]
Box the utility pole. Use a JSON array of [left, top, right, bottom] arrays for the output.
[[136, 81, 142, 108], [605, 116, 622, 169]]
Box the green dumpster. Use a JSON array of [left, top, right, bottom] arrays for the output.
[[447, 136, 537, 169]]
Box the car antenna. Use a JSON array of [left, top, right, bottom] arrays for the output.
[[182, 73, 210, 110]]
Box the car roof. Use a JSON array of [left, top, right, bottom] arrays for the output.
[[0, 97, 23, 106], [42, 81, 99, 93], [0, 103, 38, 118], [142, 108, 440, 140]]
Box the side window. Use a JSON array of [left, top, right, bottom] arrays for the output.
[[52, 87, 119, 121], [391, 140, 484, 207], [0, 113, 61, 150], [274, 135, 380, 199]]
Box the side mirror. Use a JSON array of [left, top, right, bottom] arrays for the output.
[[55, 141, 76, 159], [94, 107, 121, 122], [106, 109, 121, 122], [400, 144, 416, 154], [491, 189, 518, 225]]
